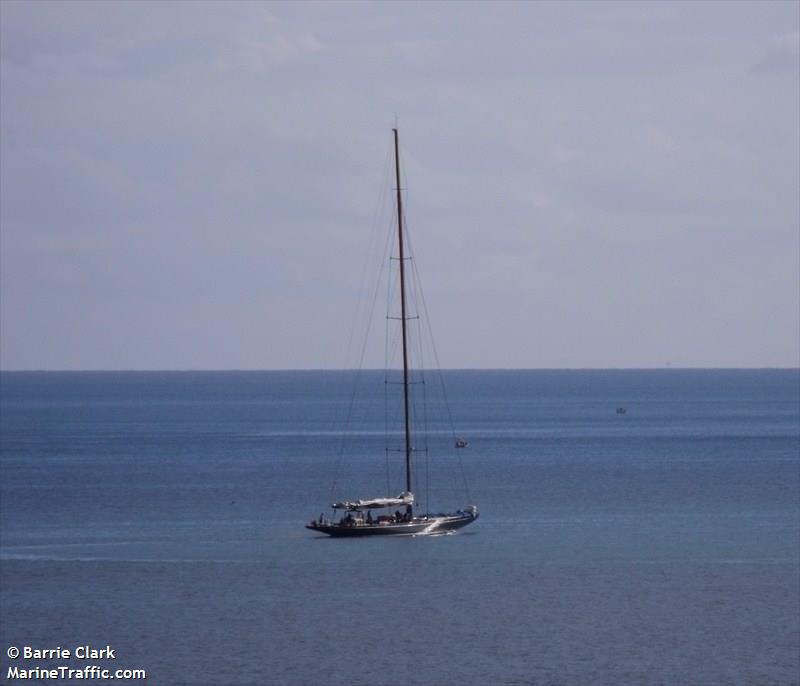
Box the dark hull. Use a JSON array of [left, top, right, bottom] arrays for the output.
[[306, 511, 478, 537]]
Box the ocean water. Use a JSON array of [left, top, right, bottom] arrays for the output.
[[0, 369, 798, 686]]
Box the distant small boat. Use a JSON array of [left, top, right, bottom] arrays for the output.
[[455, 439, 469, 448], [616, 407, 627, 415]]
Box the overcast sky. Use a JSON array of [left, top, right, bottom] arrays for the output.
[[1, 1, 798, 370]]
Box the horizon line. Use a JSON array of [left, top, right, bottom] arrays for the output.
[[1, 366, 798, 373]]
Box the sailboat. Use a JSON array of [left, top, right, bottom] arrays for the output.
[[306, 129, 479, 537]]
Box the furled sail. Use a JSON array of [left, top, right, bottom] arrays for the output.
[[332, 491, 414, 510]]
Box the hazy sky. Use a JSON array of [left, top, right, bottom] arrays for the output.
[[1, 1, 798, 370]]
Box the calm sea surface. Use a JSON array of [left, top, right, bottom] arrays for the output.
[[1, 370, 798, 685]]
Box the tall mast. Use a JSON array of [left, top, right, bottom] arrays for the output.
[[393, 128, 413, 500]]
